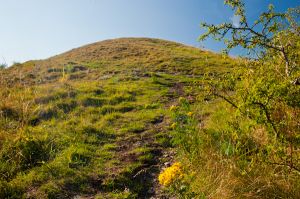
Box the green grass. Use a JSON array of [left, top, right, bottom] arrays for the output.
[[0, 38, 242, 198], [0, 71, 179, 198]]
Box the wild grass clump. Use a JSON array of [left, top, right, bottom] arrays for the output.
[[81, 96, 106, 107], [99, 104, 135, 115], [0, 136, 50, 171]]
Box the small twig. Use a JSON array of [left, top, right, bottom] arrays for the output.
[[133, 164, 159, 178], [265, 161, 300, 173]]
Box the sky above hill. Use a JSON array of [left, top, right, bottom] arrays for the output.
[[0, 0, 298, 66]]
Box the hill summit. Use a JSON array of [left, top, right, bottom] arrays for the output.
[[3, 38, 234, 85]]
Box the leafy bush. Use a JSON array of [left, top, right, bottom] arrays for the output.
[[200, 0, 300, 173]]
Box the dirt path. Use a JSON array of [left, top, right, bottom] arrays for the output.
[[73, 81, 185, 199]]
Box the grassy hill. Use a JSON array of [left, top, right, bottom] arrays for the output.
[[1, 37, 298, 199], [1, 38, 234, 85], [2, 37, 299, 199], [0, 38, 238, 198]]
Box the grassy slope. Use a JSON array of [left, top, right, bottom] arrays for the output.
[[0, 38, 237, 198]]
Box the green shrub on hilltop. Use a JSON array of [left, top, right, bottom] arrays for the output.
[[0, 63, 6, 70]]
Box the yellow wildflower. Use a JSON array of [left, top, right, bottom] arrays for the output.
[[232, 132, 238, 141], [158, 162, 183, 186], [187, 112, 193, 117], [169, 105, 177, 111], [171, 123, 177, 129]]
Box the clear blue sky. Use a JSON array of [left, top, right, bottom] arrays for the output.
[[0, 0, 298, 66]]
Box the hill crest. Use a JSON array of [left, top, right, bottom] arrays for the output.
[[1, 37, 236, 85]]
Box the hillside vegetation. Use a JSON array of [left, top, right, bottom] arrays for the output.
[[0, 38, 238, 198], [0, 2, 299, 196], [0, 4, 300, 196]]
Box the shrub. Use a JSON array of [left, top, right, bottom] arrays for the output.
[[0, 63, 6, 69]]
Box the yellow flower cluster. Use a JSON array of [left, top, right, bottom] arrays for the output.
[[158, 162, 183, 186]]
